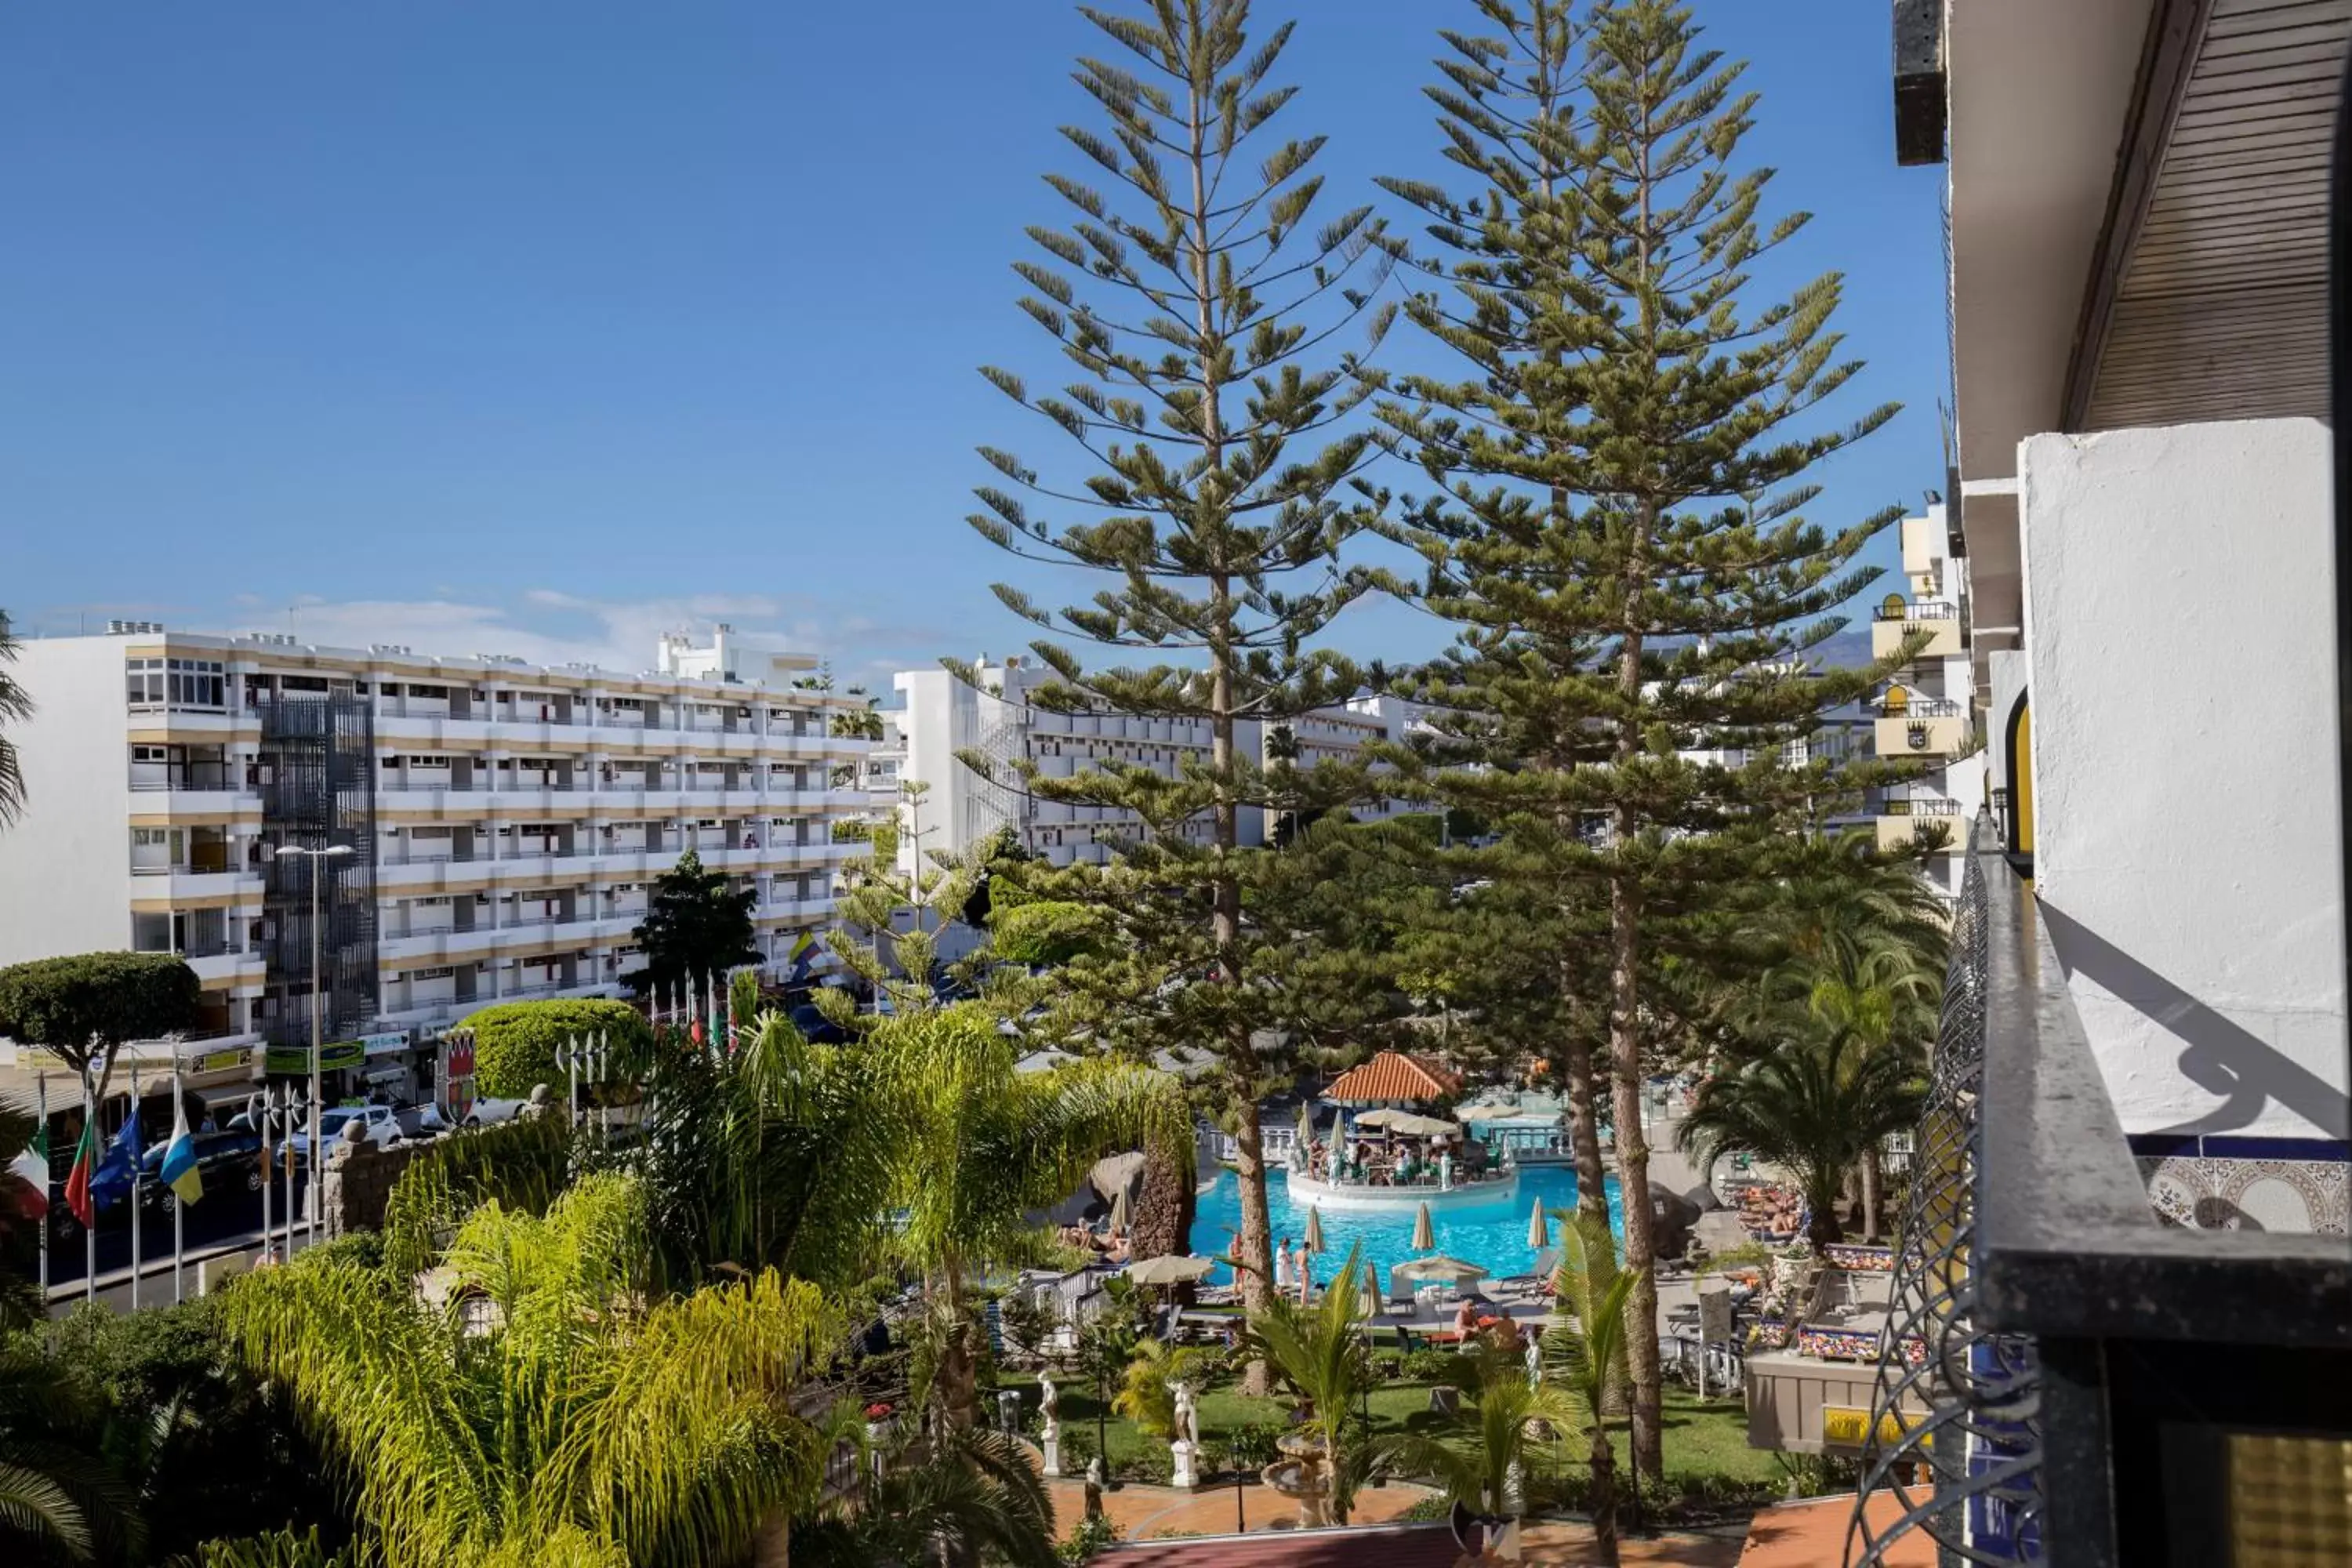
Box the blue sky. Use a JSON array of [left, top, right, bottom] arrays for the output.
[[1, 1, 1948, 691]]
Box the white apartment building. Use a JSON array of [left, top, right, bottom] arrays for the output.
[[1871, 504, 1985, 899], [890, 659, 1422, 869], [0, 623, 869, 1093]]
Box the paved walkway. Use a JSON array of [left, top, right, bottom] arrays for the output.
[[1044, 1471, 1439, 1539]]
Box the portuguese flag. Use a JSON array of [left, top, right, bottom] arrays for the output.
[[63, 1116, 100, 1228]]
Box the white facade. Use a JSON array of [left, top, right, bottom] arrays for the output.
[[0, 626, 870, 1057], [889, 660, 1427, 869], [1871, 506, 1985, 899], [2020, 421, 2346, 1147], [1925, 0, 2349, 1227]]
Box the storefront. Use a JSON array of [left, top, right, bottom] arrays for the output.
[[262, 1037, 366, 1102]]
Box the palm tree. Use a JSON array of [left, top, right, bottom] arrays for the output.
[[789, 1416, 1057, 1568], [1678, 1022, 1926, 1250], [1239, 1246, 1376, 1523], [0, 611, 31, 829], [873, 1006, 1189, 1432], [628, 1010, 902, 1296], [1541, 1211, 1642, 1566], [0, 1341, 118, 1563], [222, 1171, 842, 1568], [1374, 1344, 1584, 1523]]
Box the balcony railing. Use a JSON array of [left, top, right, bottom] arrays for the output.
[[1874, 598, 1958, 621], [1882, 797, 1962, 818], [1847, 819, 2351, 1564], [1880, 696, 1964, 719]]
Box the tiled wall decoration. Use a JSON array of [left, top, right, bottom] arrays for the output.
[[2136, 1152, 2348, 1236]]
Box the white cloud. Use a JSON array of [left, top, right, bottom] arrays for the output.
[[178, 590, 978, 696]]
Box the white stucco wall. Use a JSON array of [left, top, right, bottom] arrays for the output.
[[0, 637, 139, 964], [2020, 418, 2348, 1141]]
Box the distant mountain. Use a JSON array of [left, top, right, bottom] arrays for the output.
[[1808, 625, 1874, 670]]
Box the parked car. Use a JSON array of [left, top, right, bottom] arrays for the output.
[[139, 1130, 267, 1212], [277, 1105, 403, 1167], [394, 1102, 452, 1139], [461, 1096, 528, 1127]]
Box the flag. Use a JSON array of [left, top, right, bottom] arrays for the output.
[[160, 1104, 202, 1205], [7, 1121, 46, 1220], [64, 1117, 99, 1227], [88, 1099, 141, 1213]]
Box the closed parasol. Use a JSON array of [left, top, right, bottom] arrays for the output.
[[1411, 1200, 1436, 1252], [1123, 1253, 1216, 1286], [1305, 1205, 1327, 1255], [1391, 1254, 1488, 1287], [1107, 1183, 1131, 1237], [1526, 1196, 1550, 1250]]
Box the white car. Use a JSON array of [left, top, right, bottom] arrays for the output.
[[462, 1095, 529, 1127], [279, 1105, 403, 1165]]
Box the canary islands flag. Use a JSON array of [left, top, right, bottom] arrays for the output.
[[159, 1104, 202, 1206]]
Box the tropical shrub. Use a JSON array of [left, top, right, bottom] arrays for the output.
[[1109, 1341, 1214, 1442], [457, 998, 652, 1098]]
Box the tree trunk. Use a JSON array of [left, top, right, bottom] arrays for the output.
[[1806, 1192, 1845, 1253], [1860, 1144, 1883, 1245], [1606, 861, 1665, 1481], [1560, 1028, 1611, 1236], [1133, 1134, 1192, 1261], [936, 1257, 978, 1433], [1232, 1096, 1277, 1396], [1587, 1425, 1621, 1567]]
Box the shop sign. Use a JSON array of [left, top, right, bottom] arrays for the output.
[[360, 1031, 410, 1058], [263, 1040, 366, 1076], [194, 1047, 251, 1076]]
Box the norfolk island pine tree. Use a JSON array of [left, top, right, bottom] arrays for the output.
[[958, 0, 1400, 1392], [1370, 0, 1917, 1473]]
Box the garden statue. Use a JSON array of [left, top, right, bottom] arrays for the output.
[[1083, 1456, 1105, 1521], [1038, 1371, 1062, 1475], [1525, 1337, 1542, 1385], [1439, 1149, 1453, 1191], [1172, 1379, 1200, 1448], [1168, 1378, 1203, 1488]]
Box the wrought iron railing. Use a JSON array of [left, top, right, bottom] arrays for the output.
[[1848, 818, 2350, 1564], [1848, 816, 2043, 1563]]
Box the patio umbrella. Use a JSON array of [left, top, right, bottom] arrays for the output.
[[1124, 1253, 1216, 1286], [1392, 1254, 1489, 1287], [1305, 1205, 1327, 1255], [1411, 1201, 1435, 1252], [1352, 1108, 1406, 1131], [1361, 1258, 1382, 1316], [1526, 1195, 1549, 1250]]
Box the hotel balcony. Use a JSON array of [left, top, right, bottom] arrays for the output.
[[1870, 597, 1962, 660], [1876, 796, 1962, 853], [1871, 698, 1968, 759], [1849, 824, 2349, 1563]]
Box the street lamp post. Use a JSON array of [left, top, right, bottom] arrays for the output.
[[277, 843, 351, 1247]]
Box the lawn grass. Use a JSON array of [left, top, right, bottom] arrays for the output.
[[1010, 1367, 1771, 1492]]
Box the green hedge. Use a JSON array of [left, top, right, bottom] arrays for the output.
[[457, 997, 653, 1098]]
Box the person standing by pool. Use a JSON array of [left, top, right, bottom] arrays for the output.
[[1274, 1236, 1291, 1290]]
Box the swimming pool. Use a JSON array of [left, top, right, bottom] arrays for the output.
[[1187, 1164, 1623, 1286]]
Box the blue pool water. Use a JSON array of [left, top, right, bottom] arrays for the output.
[[1187, 1165, 1623, 1286]]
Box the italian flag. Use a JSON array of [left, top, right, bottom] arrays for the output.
[[63, 1118, 99, 1228], [6, 1122, 45, 1220]]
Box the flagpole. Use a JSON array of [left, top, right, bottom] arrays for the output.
[[34, 1070, 47, 1307], [172, 1048, 185, 1305], [260, 1080, 273, 1265], [129, 1059, 142, 1312], [82, 1066, 95, 1305]]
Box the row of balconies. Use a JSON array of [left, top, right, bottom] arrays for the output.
[[1875, 795, 1963, 852], [373, 710, 868, 754], [371, 786, 870, 815]]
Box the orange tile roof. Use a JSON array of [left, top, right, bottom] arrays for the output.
[[1326, 1051, 1463, 1105]]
